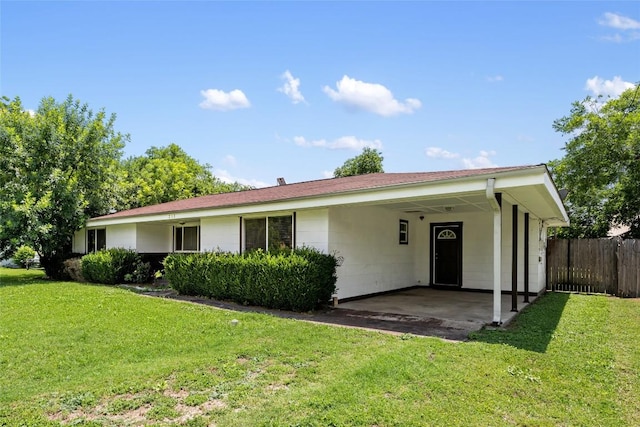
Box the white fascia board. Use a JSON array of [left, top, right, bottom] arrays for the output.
[[492, 171, 546, 190], [87, 168, 548, 228], [543, 172, 570, 224], [515, 172, 568, 226]]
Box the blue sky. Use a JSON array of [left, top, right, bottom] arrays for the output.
[[1, 2, 638, 188]]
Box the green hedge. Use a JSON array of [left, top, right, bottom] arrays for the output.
[[40, 252, 84, 280], [81, 248, 149, 285], [163, 248, 338, 312]]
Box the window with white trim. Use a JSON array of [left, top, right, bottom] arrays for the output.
[[399, 219, 409, 244], [174, 226, 200, 252], [244, 215, 293, 252], [87, 228, 106, 253]]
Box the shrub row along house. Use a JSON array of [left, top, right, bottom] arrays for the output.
[[73, 165, 569, 324]]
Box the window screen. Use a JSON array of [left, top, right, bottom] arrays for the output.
[[269, 216, 293, 251], [244, 216, 293, 252], [245, 218, 266, 251], [96, 229, 106, 251], [87, 229, 106, 253], [88, 229, 96, 253], [183, 226, 199, 251], [175, 226, 199, 251]]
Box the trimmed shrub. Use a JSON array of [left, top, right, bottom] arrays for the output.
[[82, 248, 141, 285], [294, 246, 340, 305], [41, 252, 84, 280], [13, 245, 36, 268], [124, 261, 152, 284], [82, 251, 116, 284], [163, 247, 338, 312], [63, 257, 85, 282]]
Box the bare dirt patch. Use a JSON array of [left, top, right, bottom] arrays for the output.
[[46, 380, 228, 425]]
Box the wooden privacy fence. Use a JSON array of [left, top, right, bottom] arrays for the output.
[[547, 238, 640, 297]]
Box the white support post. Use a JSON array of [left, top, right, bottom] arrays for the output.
[[486, 178, 502, 325], [492, 205, 502, 324]]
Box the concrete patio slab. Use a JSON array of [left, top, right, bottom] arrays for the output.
[[338, 287, 533, 332], [144, 286, 535, 341]]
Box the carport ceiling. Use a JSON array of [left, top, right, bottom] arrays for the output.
[[380, 193, 491, 214]]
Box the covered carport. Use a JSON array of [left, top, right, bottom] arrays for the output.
[[337, 287, 530, 335], [329, 168, 567, 326]]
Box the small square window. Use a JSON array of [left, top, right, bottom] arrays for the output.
[[87, 228, 106, 253], [174, 226, 200, 252], [399, 220, 409, 245]]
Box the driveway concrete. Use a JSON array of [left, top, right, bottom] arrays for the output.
[[337, 287, 534, 337], [144, 286, 533, 341]]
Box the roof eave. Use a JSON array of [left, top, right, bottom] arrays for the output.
[[86, 165, 552, 227]]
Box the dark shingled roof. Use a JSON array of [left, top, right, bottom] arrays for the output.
[[93, 165, 541, 220]]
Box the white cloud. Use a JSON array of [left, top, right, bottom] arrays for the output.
[[585, 76, 635, 98], [486, 75, 504, 83], [223, 155, 237, 166], [213, 169, 269, 188], [600, 33, 639, 43], [25, 109, 36, 117], [323, 75, 421, 116], [425, 147, 498, 169], [278, 70, 305, 104], [598, 13, 640, 42], [294, 135, 382, 150], [599, 12, 640, 30], [462, 150, 497, 169], [425, 147, 460, 159], [199, 89, 251, 111], [322, 170, 333, 179]]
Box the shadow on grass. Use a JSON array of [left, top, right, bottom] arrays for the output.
[[0, 268, 47, 287], [469, 292, 570, 353]]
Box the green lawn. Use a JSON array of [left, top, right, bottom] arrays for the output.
[[1, 268, 639, 426]]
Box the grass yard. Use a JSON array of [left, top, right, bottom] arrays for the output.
[[1, 268, 639, 426]]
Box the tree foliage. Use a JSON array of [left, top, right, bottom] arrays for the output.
[[0, 95, 126, 268], [549, 86, 640, 238], [12, 245, 36, 268], [333, 147, 384, 178], [119, 143, 250, 209]]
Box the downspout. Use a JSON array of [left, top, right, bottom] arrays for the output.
[[511, 204, 518, 312], [524, 213, 530, 303], [486, 178, 502, 326]]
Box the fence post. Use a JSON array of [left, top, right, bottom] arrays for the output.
[[567, 239, 571, 287]]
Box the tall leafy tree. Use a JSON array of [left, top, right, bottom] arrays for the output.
[[119, 143, 249, 209], [549, 85, 640, 238], [333, 147, 384, 178], [0, 95, 126, 274]]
